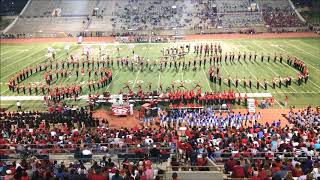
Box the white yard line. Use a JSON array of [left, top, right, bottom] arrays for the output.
[[274, 98, 284, 109], [156, 43, 167, 90], [1, 47, 46, 69], [201, 68, 213, 92], [1, 48, 33, 62], [285, 41, 320, 60], [105, 71, 119, 90], [295, 40, 320, 51], [132, 44, 151, 89], [132, 70, 141, 89], [0, 47, 24, 56]]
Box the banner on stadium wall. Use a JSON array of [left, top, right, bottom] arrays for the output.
[[111, 106, 130, 116], [247, 99, 256, 113]]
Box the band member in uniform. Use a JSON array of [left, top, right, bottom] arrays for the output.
[[304, 73, 309, 84], [22, 84, 26, 94], [235, 77, 239, 88], [254, 52, 257, 61], [159, 82, 163, 92], [287, 56, 290, 65], [297, 74, 302, 86], [272, 78, 276, 89], [148, 82, 152, 91], [278, 77, 282, 88], [35, 85, 38, 95], [264, 79, 268, 90], [28, 83, 32, 95], [232, 52, 235, 62], [224, 53, 228, 64], [288, 76, 292, 86]]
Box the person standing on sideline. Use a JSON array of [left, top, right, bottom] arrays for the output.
[[16, 100, 21, 111], [284, 96, 288, 107]]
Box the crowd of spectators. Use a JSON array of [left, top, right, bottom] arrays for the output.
[[221, 106, 320, 179], [0, 104, 319, 179], [259, 0, 307, 28], [159, 106, 319, 178], [1, 0, 311, 37], [262, 10, 306, 28], [0, 156, 163, 180], [224, 155, 320, 179], [112, 0, 188, 31], [191, 0, 218, 30]]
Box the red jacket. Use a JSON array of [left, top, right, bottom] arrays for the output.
[[231, 165, 245, 178]]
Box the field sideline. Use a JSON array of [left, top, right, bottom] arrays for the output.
[[1, 37, 320, 111]]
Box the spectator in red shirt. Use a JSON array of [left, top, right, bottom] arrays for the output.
[[231, 161, 245, 178], [225, 157, 237, 173], [89, 169, 108, 180], [292, 163, 303, 177], [258, 165, 270, 180]]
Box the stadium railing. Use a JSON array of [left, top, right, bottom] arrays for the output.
[[0, 142, 173, 153], [3, 24, 310, 40], [2, 25, 270, 39]]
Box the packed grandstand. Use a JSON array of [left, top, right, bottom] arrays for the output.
[[0, 0, 320, 180], [1, 0, 319, 37]]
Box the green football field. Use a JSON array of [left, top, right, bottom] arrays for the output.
[[1, 38, 320, 111]]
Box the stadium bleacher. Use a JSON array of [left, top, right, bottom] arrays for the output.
[[3, 0, 308, 36]]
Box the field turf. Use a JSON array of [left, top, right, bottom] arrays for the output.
[[1, 38, 320, 111]]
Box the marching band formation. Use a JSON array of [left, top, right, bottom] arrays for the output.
[[6, 43, 309, 106]]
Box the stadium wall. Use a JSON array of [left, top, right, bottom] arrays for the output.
[[3, 25, 269, 38], [3, 24, 312, 38]]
